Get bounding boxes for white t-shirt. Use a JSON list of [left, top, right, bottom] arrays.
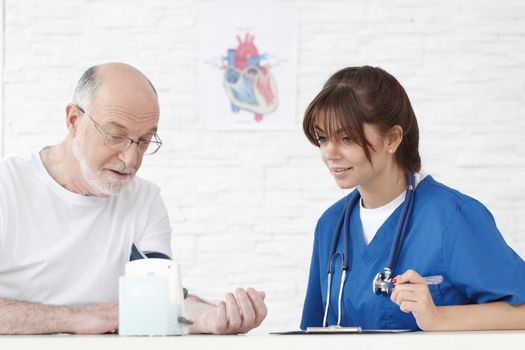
[[360, 173, 427, 245], [0, 150, 172, 306]]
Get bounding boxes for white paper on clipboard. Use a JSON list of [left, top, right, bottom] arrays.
[[270, 326, 412, 335]]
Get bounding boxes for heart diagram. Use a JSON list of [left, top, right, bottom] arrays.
[[222, 33, 278, 122]]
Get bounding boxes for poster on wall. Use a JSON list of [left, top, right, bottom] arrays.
[[198, 1, 297, 130]]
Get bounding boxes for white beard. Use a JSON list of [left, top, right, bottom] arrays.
[[72, 138, 135, 196]]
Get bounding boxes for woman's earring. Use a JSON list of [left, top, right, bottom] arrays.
[[388, 149, 393, 154]]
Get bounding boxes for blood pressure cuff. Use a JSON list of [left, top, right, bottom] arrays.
[[130, 243, 171, 260], [129, 243, 188, 299]]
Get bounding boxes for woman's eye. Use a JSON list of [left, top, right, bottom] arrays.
[[316, 136, 327, 143], [342, 136, 352, 144]]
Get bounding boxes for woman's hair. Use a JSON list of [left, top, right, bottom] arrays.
[[303, 66, 421, 173]]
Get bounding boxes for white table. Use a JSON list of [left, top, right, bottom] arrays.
[[1, 331, 524, 350]]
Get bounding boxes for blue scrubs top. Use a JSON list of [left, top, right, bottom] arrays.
[[300, 176, 525, 330]]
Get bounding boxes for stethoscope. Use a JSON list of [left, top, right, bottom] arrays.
[[322, 173, 415, 328]]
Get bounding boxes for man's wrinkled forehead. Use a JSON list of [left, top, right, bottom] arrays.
[[83, 64, 160, 134], [92, 84, 159, 122], [92, 104, 159, 135]]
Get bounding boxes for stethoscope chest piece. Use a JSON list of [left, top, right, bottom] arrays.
[[372, 271, 391, 295]]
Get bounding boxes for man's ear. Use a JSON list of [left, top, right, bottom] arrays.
[[387, 125, 404, 153], [65, 104, 81, 137]]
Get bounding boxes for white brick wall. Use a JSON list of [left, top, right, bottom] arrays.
[[1, 0, 525, 333]]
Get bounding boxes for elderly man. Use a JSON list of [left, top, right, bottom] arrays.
[[0, 63, 267, 334]]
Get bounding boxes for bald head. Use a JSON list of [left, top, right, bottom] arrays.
[[65, 63, 161, 196], [73, 63, 157, 113]]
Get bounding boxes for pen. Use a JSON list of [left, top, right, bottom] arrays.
[[423, 275, 443, 285], [392, 274, 443, 286]]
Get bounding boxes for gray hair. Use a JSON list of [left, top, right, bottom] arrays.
[[72, 65, 158, 112], [73, 66, 100, 113]]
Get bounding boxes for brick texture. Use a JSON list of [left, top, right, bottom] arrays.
[[1, 0, 524, 333]]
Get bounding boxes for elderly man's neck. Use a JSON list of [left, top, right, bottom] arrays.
[[40, 142, 99, 196]]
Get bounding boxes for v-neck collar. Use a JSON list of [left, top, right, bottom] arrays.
[[350, 200, 403, 268], [333, 175, 434, 277], [347, 174, 432, 268]]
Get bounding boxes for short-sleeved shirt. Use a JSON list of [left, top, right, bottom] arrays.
[[0, 150, 172, 306], [300, 175, 525, 330]]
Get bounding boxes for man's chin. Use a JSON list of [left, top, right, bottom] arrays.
[[90, 177, 134, 197]]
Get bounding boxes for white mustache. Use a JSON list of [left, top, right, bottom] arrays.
[[104, 163, 135, 175]]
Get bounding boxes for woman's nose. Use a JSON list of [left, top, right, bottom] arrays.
[[322, 141, 342, 159]]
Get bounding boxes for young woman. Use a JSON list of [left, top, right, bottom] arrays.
[[300, 66, 525, 331]]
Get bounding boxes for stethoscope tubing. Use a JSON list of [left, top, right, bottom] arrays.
[[386, 174, 415, 274], [326, 191, 360, 274], [323, 173, 415, 327]]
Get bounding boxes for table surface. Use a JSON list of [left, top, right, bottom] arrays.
[[1, 331, 525, 350]]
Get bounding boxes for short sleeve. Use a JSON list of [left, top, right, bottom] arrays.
[[136, 191, 172, 258], [0, 183, 6, 247], [300, 228, 324, 330], [444, 200, 525, 305]]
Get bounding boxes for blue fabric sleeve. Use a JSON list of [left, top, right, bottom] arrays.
[[444, 199, 525, 305], [300, 229, 324, 330]]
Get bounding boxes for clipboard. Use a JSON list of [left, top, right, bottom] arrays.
[[271, 326, 412, 335]]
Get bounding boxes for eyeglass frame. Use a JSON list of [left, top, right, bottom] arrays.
[[75, 104, 163, 155]]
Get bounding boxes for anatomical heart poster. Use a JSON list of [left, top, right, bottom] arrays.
[[198, 1, 297, 130]]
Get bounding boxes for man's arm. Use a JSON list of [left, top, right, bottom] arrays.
[[0, 298, 118, 335], [137, 194, 267, 334], [183, 287, 267, 334]]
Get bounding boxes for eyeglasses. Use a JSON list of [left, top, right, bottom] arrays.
[[76, 105, 162, 155]]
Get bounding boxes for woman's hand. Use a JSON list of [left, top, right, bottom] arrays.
[[390, 269, 444, 331]]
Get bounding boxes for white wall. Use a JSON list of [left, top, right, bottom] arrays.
[[2, 0, 525, 333], [0, 1, 3, 156]]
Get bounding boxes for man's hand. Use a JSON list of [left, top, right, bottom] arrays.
[[69, 302, 119, 334], [189, 287, 267, 334]]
